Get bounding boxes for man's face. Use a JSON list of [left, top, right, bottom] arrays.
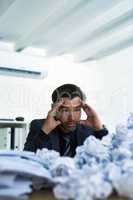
[[58, 97, 82, 132]]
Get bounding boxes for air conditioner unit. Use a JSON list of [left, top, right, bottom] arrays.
[[0, 66, 47, 79]]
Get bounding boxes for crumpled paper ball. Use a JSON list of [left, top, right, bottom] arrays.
[[54, 167, 112, 200], [50, 157, 77, 177], [127, 113, 133, 129], [113, 171, 133, 198], [36, 148, 60, 169], [54, 174, 91, 200], [75, 136, 110, 169]]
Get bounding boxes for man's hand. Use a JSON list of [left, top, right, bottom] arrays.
[[80, 101, 103, 131], [42, 99, 63, 134]]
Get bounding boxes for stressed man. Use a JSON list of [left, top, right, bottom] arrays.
[[24, 84, 108, 157]]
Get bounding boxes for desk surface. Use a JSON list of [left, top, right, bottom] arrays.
[[29, 189, 56, 200], [29, 190, 127, 200]]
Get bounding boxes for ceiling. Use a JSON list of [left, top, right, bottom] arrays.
[[0, 0, 133, 62]]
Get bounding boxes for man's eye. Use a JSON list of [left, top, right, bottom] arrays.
[[62, 108, 69, 112]]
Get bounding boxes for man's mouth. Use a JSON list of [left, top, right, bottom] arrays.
[[67, 122, 76, 127]]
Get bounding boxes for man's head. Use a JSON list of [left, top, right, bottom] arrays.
[[52, 84, 86, 103], [52, 84, 86, 132]]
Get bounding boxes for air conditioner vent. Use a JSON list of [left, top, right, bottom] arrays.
[[0, 66, 47, 79]]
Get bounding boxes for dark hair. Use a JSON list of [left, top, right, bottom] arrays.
[[52, 84, 86, 103]]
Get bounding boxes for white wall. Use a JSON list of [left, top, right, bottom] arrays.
[[0, 50, 49, 121], [96, 46, 133, 131], [0, 46, 132, 134]]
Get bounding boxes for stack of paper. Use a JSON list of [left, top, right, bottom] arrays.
[[0, 151, 53, 199]]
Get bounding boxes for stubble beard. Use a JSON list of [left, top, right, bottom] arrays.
[[60, 122, 77, 133]]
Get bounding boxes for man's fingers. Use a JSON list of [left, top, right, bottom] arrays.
[[81, 101, 91, 110], [81, 101, 94, 117], [48, 99, 64, 119], [56, 120, 61, 126], [52, 98, 64, 111], [48, 110, 59, 119]]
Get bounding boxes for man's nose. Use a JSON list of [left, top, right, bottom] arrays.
[[68, 111, 75, 120]]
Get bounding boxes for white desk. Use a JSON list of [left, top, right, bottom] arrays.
[[0, 120, 27, 149]]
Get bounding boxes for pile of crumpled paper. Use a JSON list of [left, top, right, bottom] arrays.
[[54, 113, 133, 200], [0, 113, 133, 200]]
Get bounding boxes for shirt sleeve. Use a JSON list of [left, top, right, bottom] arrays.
[[93, 125, 108, 139], [23, 119, 51, 152]]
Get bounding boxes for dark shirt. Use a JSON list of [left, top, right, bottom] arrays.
[[24, 119, 108, 157]]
